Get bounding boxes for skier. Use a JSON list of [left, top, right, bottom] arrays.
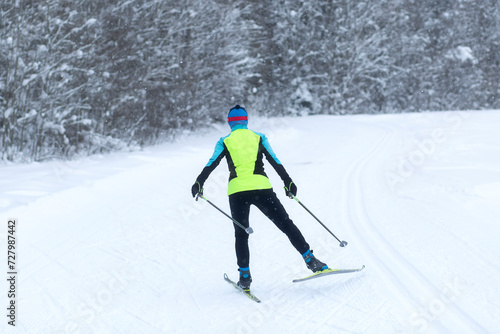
[[191, 105, 328, 290]]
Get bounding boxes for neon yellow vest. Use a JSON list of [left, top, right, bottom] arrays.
[[223, 129, 272, 195]]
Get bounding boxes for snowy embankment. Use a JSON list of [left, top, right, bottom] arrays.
[[1, 111, 499, 333]]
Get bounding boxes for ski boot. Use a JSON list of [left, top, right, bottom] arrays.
[[237, 267, 252, 290], [303, 249, 328, 272]]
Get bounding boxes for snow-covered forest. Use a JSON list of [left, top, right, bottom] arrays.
[[1, 1, 499, 161]]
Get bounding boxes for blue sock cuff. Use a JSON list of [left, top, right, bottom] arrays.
[[302, 249, 311, 258], [239, 267, 250, 271]]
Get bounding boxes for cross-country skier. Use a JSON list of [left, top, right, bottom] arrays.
[[191, 105, 328, 290]]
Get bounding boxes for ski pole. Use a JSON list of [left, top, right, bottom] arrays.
[[196, 193, 253, 234], [288, 193, 348, 247]]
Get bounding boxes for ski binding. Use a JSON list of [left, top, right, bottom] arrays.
[[224, 273, 261, 303]]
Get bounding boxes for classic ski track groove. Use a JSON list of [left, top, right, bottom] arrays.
[[342, 125, 487, 333]]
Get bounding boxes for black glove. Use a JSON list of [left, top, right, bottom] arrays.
[[191, 181, 203, 198], [284, 180, 297, 198]]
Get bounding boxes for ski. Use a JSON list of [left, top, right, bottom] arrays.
[[293, 265, 365, 283], [224, 273, 261, 303]]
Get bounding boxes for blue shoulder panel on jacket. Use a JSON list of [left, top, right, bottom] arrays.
[[254, 131, 282, 164], [206, 135, 229, 167]]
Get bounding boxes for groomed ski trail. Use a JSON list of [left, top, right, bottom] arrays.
[[2, 112, 499, 333], [340, 124, 487, 333]]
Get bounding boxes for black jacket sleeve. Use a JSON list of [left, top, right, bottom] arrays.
[[196, 138, 226, 186], [259, 134, 292, 184]]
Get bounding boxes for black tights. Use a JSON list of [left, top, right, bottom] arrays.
[[228, 189, 309, 268]]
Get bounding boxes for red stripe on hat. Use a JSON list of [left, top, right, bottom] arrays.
[[228, 116, 248, 122]]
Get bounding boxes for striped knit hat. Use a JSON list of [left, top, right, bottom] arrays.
[[228, 105, 248, 128]]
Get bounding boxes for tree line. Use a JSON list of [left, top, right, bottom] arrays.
[[1, 0, 499, 161]]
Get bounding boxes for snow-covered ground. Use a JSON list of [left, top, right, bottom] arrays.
[[1, 111, 499, 333]]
